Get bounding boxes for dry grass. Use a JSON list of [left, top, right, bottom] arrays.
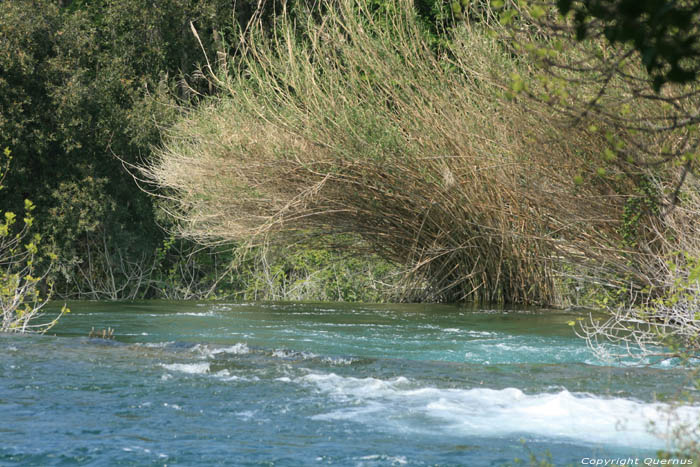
[[145, 0, 697, 305]]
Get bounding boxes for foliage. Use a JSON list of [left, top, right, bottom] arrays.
[[576, 244, 700, 363], [228, 239, 399, 302], [0, 148, 68, 333], [148, 236, 238, 300], [489, 1, 700, 361], [0, 0, 241, 299], [501, 1, 700, 182], [555, 0, 700, 90], [4, 0, 698, 311], [147, 0, 663, 305], [0, 0, 403, 302]]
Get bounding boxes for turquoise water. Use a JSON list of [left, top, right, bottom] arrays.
[[1, 301, 697, 466]]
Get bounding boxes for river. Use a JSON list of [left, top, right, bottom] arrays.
[[1, 301, 697, 465]]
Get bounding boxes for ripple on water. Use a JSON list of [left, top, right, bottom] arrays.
[[3, 301, 696, 465]]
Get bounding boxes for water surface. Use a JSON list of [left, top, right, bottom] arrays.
[[1, 301, 697, 466]]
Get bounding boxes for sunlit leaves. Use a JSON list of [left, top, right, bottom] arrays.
[[603, 148, 616, 162], [1, 147, 62, 333]]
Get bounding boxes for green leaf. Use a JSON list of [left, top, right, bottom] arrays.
[[500, 10, 517, 25], [510, 73, 525, 93], [530, 6, 545, 20]]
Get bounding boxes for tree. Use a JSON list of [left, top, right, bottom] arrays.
[[556, 0, 700, 90], [0, 0, 239, 298]]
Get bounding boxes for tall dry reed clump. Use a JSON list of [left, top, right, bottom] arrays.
[[146, 0, 688, 305]]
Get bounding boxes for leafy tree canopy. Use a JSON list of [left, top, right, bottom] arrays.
[[556, 0, 700, 90]]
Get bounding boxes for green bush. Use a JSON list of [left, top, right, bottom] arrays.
[[229, 239, 399, 302], [0, 148, 68, 332], [0, 0, 240, 299]]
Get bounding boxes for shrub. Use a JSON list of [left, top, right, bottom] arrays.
[[227, 239, 400, 302], [146, 0, 633, 305], [147, 0, 700, 311], [0, 148, 67, 333], [496, 2, 700, 361]]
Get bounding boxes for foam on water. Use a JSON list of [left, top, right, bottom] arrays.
[[460, 335, 602, 365], [270, 348, 358, 365], [6, 301, 700, 466], [322, 356, 357, 365], [300, 372, 700, 450], [138, 342, 174, 348], [192, 343, 250, 358], [179, 311, 219, 317], [272, 348, 318, 359], [212, 343, 250, 355], [161, 362, 210, 374], [357, 454, 408, 465]]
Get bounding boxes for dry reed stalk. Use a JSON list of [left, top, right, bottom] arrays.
[[145, 0, 699, 305]]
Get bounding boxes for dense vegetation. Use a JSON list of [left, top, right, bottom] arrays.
[[2, 2, 698, 459], [145, 0, 699, 357], [0, 148, 68, 332], [1, 0, 700, 366], [1, 0, 217, 299], [0, 0, 398, 302]]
